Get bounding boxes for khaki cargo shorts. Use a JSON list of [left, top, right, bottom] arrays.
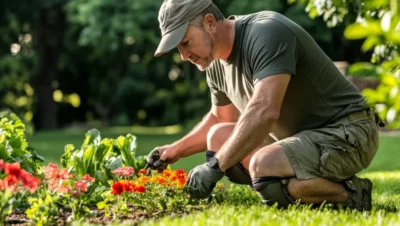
[[278, 109, 380, 182]]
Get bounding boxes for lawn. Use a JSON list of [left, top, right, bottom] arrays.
[[26, 128, 400, 225]]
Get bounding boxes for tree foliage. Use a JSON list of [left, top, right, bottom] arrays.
[[301, 0, 400, 128]]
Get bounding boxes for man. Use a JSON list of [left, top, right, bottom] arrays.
[[147, 0, 383, 210]]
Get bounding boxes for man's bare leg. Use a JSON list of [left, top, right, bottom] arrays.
[[207, 122, 257, 167], [249, 144, 348, 203], [207, 123, 348, 203]]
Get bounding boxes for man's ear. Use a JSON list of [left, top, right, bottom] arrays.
[[203, 14, 217, 32]]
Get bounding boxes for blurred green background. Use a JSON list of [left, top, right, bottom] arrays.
[[1, 0, 400, 163]]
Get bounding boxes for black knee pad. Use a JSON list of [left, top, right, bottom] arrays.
[[252, 177, 296, 208], [205, 150, 252, 185]]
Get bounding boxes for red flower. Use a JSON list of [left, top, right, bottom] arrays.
[[81, 174, 95, 183], [21, 174, 40, 192], [111, 181, 124, 195], [175, 169, 185, 176], [0, 161, 40, 193], [4, 163, 23, 178], [138, 169, 147, 175], [112, 167, 134, 177], [74, 181, 88, 192], [134, 185, 145, 193]]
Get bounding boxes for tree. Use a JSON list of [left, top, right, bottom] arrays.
[[299, 0, 400, 128]]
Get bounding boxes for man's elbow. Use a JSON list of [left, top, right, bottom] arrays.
[[252, 106, 280, 126]]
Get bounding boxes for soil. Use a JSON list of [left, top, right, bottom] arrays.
[[6, 207, 197, 225]]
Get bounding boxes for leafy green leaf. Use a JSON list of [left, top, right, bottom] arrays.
[[115, 136, 135, 167], [82, 129, 101, 149], [362, 36, 381, 52], [61, 144, 75, 168], [0, 144, 8, 160], [106, 156, 122, 170], [344, 22, 382, 40], [83, 145, 95, 175]]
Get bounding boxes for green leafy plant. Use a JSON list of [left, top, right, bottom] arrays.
[[61, 129, 147, 185], [298, 0, 400, 128], [25, 194, 59, 226], [0, 112, 44, 173]]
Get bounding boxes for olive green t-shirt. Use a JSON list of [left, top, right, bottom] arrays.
[[206, 11, 368, 139]]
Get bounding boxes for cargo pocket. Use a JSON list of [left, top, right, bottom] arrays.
[[317, 141, 355, 182], [344, 121, 379, 169]]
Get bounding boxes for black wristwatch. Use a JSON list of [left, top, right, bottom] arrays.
[[208, 157, 224, 173]]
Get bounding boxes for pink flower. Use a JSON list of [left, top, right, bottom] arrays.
[[112, 167, 134, 177], [81, 174, 95, 183]]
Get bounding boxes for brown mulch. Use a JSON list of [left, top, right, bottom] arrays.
[[6, 207, 195, 225]]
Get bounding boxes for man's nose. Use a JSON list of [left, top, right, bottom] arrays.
[[178, 46, 190, 61]]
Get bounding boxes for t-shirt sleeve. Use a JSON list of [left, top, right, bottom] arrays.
[[248, 19, 297, 83], [206, 69, 232, 106]]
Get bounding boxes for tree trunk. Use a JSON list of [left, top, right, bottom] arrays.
[[34, 4, 65, 130]]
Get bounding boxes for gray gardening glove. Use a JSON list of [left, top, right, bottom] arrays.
[[145, 147, 168, 172], [185, 161, 225, 199]]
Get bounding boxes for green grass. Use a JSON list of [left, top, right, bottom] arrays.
[[28, 129, 400, 225]]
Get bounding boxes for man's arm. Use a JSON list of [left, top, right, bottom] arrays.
[[170, 103, 239, 159], [214, 74, 291, 171]]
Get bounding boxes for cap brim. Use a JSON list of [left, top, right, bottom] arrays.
[[154, 21, 189, 57]]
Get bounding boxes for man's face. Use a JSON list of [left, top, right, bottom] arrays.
[[177, 25, 215, 71]]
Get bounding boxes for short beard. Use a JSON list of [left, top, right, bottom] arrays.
[[203, 30, 214, 68]]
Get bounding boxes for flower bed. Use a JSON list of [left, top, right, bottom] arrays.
[[0, 113, 259, 225]]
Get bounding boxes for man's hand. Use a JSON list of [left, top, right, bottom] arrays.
[[145, 145, 180, 171], [185, 162, 224, 199]]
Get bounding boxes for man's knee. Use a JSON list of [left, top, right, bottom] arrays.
[[249, 149, 276, 178], [249, 144, 295, 178], [207, 123, 234, 150]]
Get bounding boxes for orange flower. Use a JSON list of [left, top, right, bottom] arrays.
[[162, 169, 172, 178], [138, 176, 149, 185], [156, 176, 167, 185]]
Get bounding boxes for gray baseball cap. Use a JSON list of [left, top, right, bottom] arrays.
[[154, 0, 213, 57]]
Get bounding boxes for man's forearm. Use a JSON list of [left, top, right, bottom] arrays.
[[172, 111, 219, 158], [215, 105, 277, 171]]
